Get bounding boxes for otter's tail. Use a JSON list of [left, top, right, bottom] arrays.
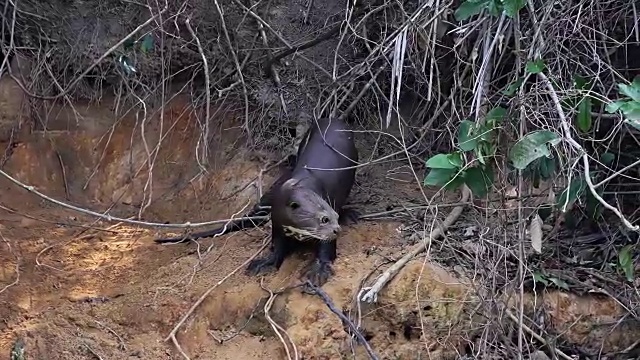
[[152, 204, 272, 244], [154, 159, 295, 244]]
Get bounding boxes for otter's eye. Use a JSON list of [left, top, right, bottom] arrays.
[[321, 216, 329, 224], [289, 201, 299, 209]]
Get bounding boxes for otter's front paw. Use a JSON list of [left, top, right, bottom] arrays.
[[246, 255, 279, 276], [303, 259, 334, 287]]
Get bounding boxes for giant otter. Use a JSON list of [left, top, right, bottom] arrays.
[[154, 117, 359, 286]]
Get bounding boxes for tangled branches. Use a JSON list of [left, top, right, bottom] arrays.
[[1, 0, 639, 358]]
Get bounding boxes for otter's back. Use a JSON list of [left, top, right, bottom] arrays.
[[294, 117, 358, 210]]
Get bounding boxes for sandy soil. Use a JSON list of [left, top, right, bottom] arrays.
[[0, 76, 638, 360]]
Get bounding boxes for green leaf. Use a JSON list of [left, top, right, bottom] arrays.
[[502, 0, 526, 18], [618, 245, 635, 282], [556, 177, 586, 211], [576, 96, 592, 132], [454, 0, 487, 21], [477, 141, 496, 162], [538, 156, 556, 179], [476, 124, 492, 143], [486, 0, 503, 16], [425, 153, 462, 169], [532, 272, 549, 286], [605, 100, 627, 114], [532, 271, 550, 291], [486, 106, 507, 123], [600, 152, 615, 165], [477, 150, 486, 166], [606, 98, 640, 123], [526, 59, 546, 74], [618, 77, 640, 102], [620, 101, 640, 122], [444, 171, 466, 191], [625, 118, 640, 130], [548, 277, 570, 290], [458, 120, 477, 151], [448, 152, 464, 168], [140, 34, 154, 53], [424, 168, 458, 187], [573, 74, 590, 90], [531, 168, 541, 188], [503, 77, 524, 96], [463, 165, 494, 197], [484, 140, 497, 156], [509, 130, 561, 170]]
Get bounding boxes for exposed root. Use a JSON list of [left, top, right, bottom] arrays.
[[359, 185, 471, 303], [305, 281, 379, 360], [0, 231, 19, 295], [260, 280, 300, 360]]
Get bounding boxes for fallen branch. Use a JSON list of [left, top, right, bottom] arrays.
[[504, 309, 573, 360], [0, 167, 268, 229], [359, 185, 471, 303]]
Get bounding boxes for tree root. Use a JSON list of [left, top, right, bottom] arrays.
[[359, 185, 471, 303]]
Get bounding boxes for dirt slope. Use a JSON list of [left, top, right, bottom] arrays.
[[0, 77, 638, 360]]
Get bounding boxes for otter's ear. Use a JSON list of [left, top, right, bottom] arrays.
[[281, 178, 300, 193], [281, 178, 300, 210]]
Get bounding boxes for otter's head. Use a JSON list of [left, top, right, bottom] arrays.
[[276, 177, 341, 242]]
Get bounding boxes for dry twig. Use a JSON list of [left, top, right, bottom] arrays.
[[164, 241, 269, 360], [260, 280, 300, 360], [305, 281, 379, 360], [360, 186, 471, 303]]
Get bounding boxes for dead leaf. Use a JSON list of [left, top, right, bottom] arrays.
[[530, 214, 543, 253]]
